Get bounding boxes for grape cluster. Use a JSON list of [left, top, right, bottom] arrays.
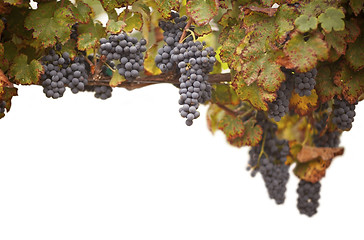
[[0, 100, 6, 114], [294, 68, 317, 97], [41, 50, 70, 99], [314, 131, 341, 148], [268, 71, 294, 122], [248, 112, 290, 204], [64, 55, 89, 94], [85, 85, 113, 100], [332, 98, 357, 130], [297, 180, 321, 217], [99, 33, 146, 80], [155, 12, 193, 72]]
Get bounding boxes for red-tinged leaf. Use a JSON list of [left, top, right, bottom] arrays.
[[246, 6, 277, 17], [315, 64, 342, 103], [274, 5, 298, 43], [349, 0, 363, 16], [284, 31, 329, 72], [294, 15, 318, 33], [289, 90, 318, 116], [317, 7, 345, 33], [66, 1, 93, 24], [345, 19, 360, 43], [0, 43, 9, 73], [118, 11, 143, 33], [186, 0, 219, 26], [240, 119, 263, 147], [345, 33, 364, 71], [324, 30, 348, 55], [99, 0, 137, 12], [77, 21, 105, 51], [0, 68, 11, 87], [194, 24, 212, 37], [219, 24, 245, 69], [211, 84, 240, 106], [206, 103, 225, 134], [294, 159, 332, 183], [24, 2, 75, 47], [9, 54, 43, 85], [233, 72, 276, 111], [334, 64, 364, 104], [154, 0, 179, 19], [218, 112, 245, 145], [297, 146, 344, 163], [106, 19, 126, 34], [260, 0, 295, 7]]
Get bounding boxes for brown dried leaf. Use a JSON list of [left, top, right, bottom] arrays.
[[297, 145, 344, 163]]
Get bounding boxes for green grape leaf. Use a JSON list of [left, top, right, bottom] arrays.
[[334, 64, 364, 104], [324, 30, 348, 55], [3, 0, 24, 5], [154, 0, 179, 19], [106, 19, 126, 34], [219, 25, 245, 69], [99, 0, 137, 12], [77, 21, 105, 51], [4, 7, 33, 40], [61, 39, 78, 59], [66, 1, 93, 24], [206, 103, 225, 134], [118, 11, 143, 33], [0, 43, 9, 72], [349, 0, 364, 16], [284, 31, 329, 72], [186, 0, 219, 26], [315, 65, 342, 103], [144, 44, 162, 75], [218, 112, 245, 143], [194, 24, 212, 37], [24, 2, 75, 47], [109, 72, 126, 87], [239, 119, 263, 147], [294, 15, 318, 33], [274, 4, 298, 43], [211, 84, 240, 106], [233, 72, 276, 111], [289, 90, 318, 116], [9, 54, 43, 85], [301, 0, 340, 17], [345, 33, 364, 71], [318, 7, 345, 33]]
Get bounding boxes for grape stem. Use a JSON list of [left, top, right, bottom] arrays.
[[179, 18, 193, 43]]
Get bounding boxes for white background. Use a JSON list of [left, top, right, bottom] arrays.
[[0, 84, 363, 240]]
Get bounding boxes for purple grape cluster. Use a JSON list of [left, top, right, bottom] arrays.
[[294, 68, 317, 97], [85, 85, 113, 100], [99, 32, 146, 80], [297, 180, 321, 217], [41, 49, 89, 99], [247, 112, 290, 204], [0, 100, 6, 114], [268, 71, 294, 122], [332, 98, 357, 130]]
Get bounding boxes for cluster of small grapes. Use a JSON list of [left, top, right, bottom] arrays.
[[297, 180, 321, 217], [41, 49, 89, 98], [99, 32, 146, 80], [293, 68, 317, 96], [0, 100, 6, 114], [85, 85, 113, 100], [268, 70, 295, 122], [247, 112, 290, 204], [155, 12, 193, 72], [332, 98, 357, 130]]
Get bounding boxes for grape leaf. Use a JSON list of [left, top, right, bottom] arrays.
[[294, 158, 332, 183], [349, 0, 364, 16], [315, 64, 342, 103], [289, 90, 318, 116], [297, 146, 345, 163], [219, 24, 245, 69], [345, 19, 360, 43], [318, 7, 345, 33], [218, 112, 245, 144], [0, 68, 11, 87], [154, 0, 179, 19], [206, 104, 225, 134], [186, 0, 219, 26], [106, 19, 126, 34], [194, 24, 212, 37], [211, 84, 240, 106], [3, 0, 24, 5], [0, 19, 4, 36], [274, 4, 298, 44], [24, 2, 75, 47], [233, 72, 276, 111], [284, 31, 329, 72], [66, 1, 93, 24], [109, 72, 126, 87], [77, 21, 105, 51], [301, 0, 340, 17], [9, 54, 43, 85], [334, 64, 364, 104], [61, 39, 78, 59], [99, 0, 137, 12], [324, 30, 348, 55], [294, 15, 318, 33], [345, 32, 364, 71], [144, 44, 161, 75], [0, 43, 9, 72], [118, 11, 143, 33], [239, 119, 263, 147]]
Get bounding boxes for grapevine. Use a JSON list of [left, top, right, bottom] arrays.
[[0, 0, 363, 217]]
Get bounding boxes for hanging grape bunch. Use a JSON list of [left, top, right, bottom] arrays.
[[0, 0, 363, 217]]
